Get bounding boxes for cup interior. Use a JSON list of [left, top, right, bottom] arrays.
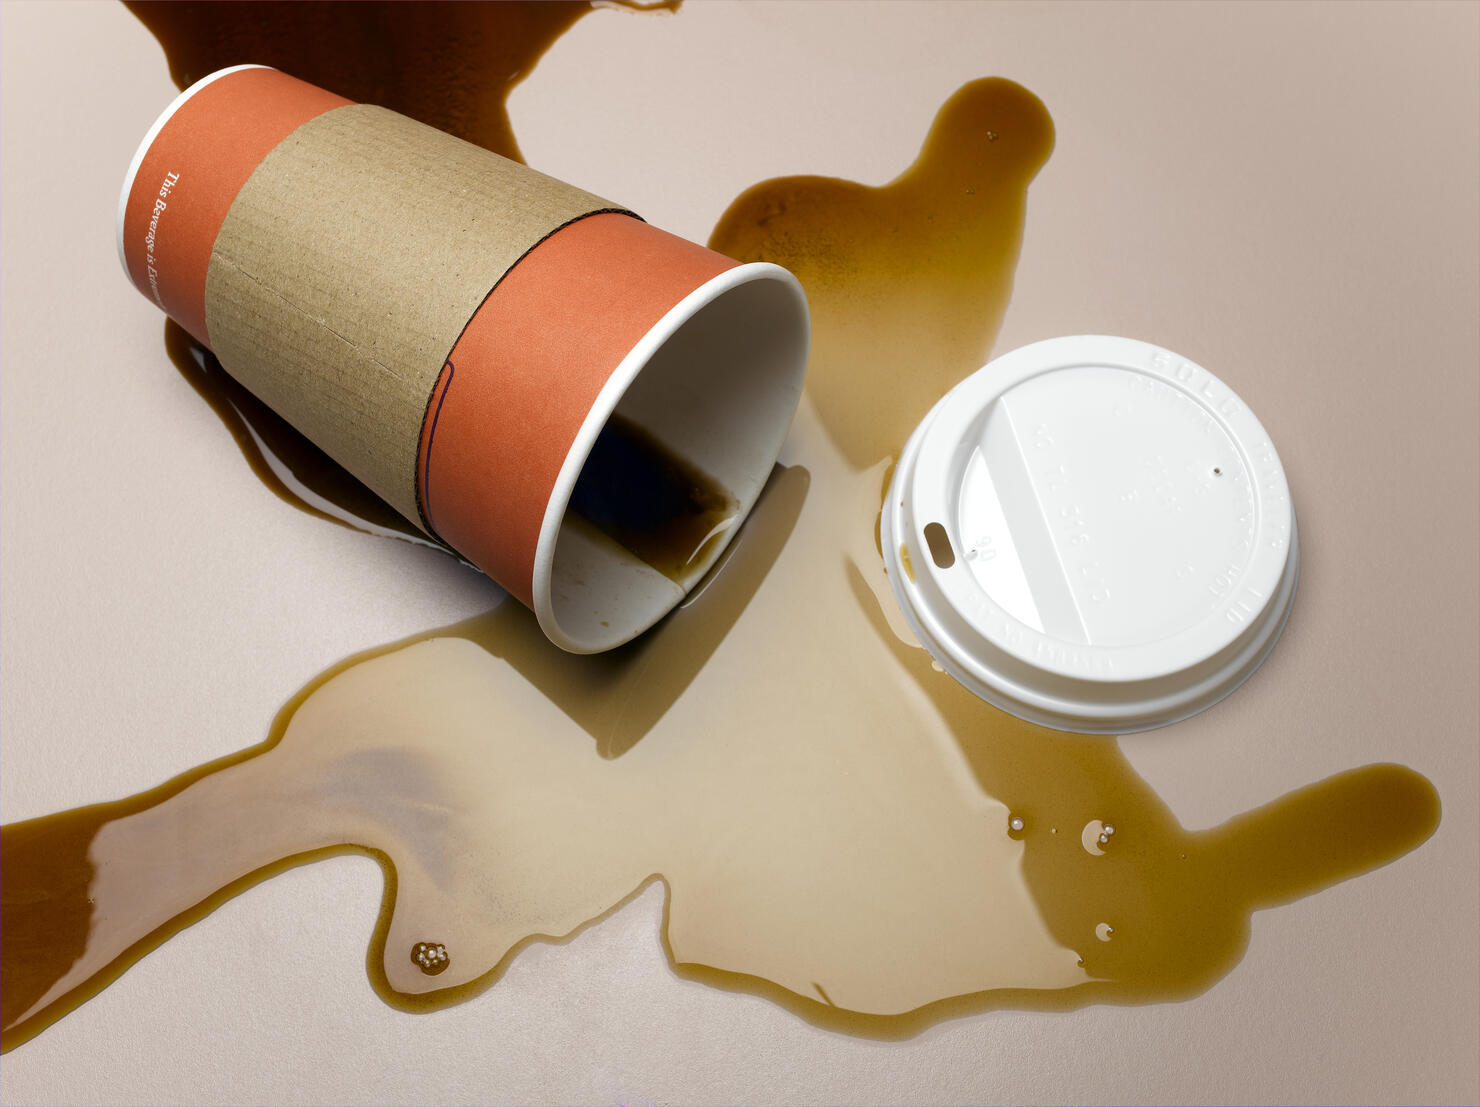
[[537, 264, 809, 653]]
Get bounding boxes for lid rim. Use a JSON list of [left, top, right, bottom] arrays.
[[885, 522, 1299, 732]]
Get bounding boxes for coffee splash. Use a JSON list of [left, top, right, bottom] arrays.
[[124, 0, 678, 164], [710, 78, 1052, 470], [0, 9, 1442, 1054], [568, 414, 742, 586]]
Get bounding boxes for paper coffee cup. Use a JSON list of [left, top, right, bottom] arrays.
[[118, 66, 809, 652]]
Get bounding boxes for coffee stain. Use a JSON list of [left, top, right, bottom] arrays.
[[710, 78, 1052, 470], [0, 475, 1442, 1047], [0, 14, 1443, 1056], [124, 0, 678, 164]]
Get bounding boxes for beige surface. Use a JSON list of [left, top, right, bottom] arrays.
[[2, 1, 1477, 1104]]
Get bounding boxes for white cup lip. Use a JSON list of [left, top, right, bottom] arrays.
[[532, 260, 808, 654], [116, 64, 273, 279]]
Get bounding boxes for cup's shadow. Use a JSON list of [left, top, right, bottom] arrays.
[[467, 464, 809, 759]]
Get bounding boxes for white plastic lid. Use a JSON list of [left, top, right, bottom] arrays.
[[882, 335, 1298, 734]]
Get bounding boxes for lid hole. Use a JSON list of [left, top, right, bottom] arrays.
[[924, 522, 956, 569], [1212, 466, 1222, 476]]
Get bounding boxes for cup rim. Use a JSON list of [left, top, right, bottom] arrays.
[[531, 260, 808, 653]]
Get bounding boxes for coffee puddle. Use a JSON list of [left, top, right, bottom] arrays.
[[710, 78, 1053, 471], [0, 8, 1442, 1055]]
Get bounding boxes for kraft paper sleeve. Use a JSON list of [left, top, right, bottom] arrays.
[[203, 102, 628, 530]]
